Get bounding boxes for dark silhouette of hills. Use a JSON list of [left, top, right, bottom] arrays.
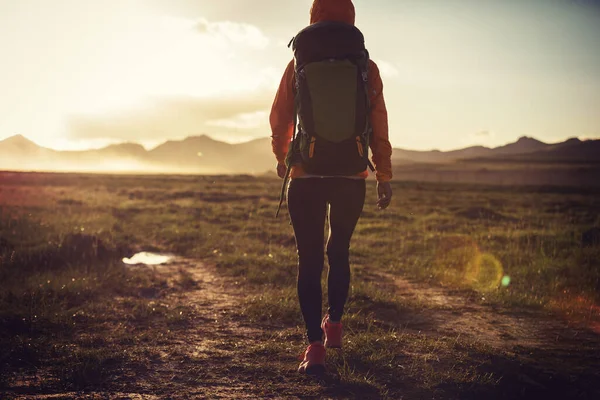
[[391, 136, 598, 164], [466, 137, 600, 164], [392, 145, 493, 164], [492, 136, 548, 155], [0, 134, 598, 180]]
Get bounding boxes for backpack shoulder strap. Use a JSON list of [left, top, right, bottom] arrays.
[[361, 55, 376, 172], [275, 77, 301, 218]]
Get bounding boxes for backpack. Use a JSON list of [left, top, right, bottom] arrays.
[[286, 21, 374, 176], [276, 21, 374, 217]]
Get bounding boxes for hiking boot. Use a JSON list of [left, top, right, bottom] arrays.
[[297, 342, 326, 375], [321, 314, 342, 349]]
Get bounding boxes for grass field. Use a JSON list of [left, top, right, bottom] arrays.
[[1, 171, 599, 399]]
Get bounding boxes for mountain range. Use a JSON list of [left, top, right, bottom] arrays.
[[0, 134, 598, 175], [392, 136, 599, 164]]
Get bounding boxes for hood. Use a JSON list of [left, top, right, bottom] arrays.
[[310, 0, 355, 25]]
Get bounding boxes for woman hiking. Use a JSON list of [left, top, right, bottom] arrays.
[[270, 0, 393, 375]]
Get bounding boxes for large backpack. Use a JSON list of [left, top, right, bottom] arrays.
[[276, 21, 374, 217], [286, 21, 374, 176]]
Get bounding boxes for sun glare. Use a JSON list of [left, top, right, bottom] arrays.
[[66, 15, 272, 118]]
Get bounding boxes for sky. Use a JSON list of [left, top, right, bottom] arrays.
[[1, 0, 599, 151]]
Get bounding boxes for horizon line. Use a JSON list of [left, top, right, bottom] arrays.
[[1, 133, 598, 154]]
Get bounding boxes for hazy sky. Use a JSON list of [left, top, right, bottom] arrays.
[[1, 0, 599, 151]]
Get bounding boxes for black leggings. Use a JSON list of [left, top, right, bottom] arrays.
[[287, 178, 366, 343]]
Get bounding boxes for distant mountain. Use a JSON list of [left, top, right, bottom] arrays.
[[97, 142, 147, 157], [0, 134, 275, 174], [149, 135, 233, 168], [491, 136, 548, 155], [391, 136, 554, 163], [146, 135, 273, 173], [0, 134, 51, 155], [468, 138, 600, 164], [0, 134, 597, 175], [454, 138, 600, 164]]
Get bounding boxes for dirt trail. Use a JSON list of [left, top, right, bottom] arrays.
[[10, 258, 268, 399], [126, 261, 599, 398], [9, 258, 600, 399], [389, 275, 600, 353], [121, 257, 265, 398]]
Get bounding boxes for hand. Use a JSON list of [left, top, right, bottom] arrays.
[[277, 163, 287, 179], [377, 181, 392, 210]]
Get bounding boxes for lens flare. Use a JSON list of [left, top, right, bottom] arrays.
[[434, 235, 504, 292], [469, 253, 504, 292], [434, 235, 480, 285], [501, 276, 511, 287]]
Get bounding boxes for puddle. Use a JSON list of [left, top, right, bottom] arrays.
[[122, 252, 175, 266]]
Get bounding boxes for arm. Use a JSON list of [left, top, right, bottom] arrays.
[[367, 60, 393, 183], [270, 60, 296, 166]]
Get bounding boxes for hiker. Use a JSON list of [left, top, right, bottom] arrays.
[[270, 0, 393, 375]]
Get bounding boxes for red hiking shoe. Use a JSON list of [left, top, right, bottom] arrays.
[[321, 315, 343, 348], [297, 342, 326, 375]]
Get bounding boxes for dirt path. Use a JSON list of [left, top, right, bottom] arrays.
[[8, 258, 271, 399], [386, 274, 600, 396], [119, 261, 599, 398], [8, 258, 600, 399], [115, 258, 267, 398], [390, 274, 600, 351]]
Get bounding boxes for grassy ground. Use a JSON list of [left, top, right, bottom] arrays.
[[1, 171, 599, 399]]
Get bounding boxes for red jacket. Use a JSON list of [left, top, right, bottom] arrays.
[[269, 0, 393, 182]]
